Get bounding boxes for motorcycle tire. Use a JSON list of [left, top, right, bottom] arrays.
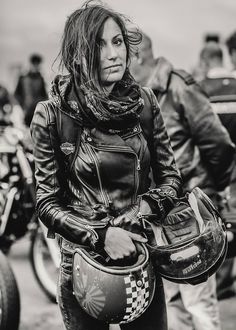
[[0, 250, 20, 330], [30, 226, 58, 303]]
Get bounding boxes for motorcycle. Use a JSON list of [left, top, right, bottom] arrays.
[[0, 125, 59, 305], [30, 221, 60, 302], [0, 249, 20, 330]]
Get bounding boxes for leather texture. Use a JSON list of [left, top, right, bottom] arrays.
[[30, 87, 182, 248], [154, 69, 235, 195]]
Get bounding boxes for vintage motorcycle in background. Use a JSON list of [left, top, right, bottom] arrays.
[[0, 248, 20, 330], [0, 125, 59, 329]]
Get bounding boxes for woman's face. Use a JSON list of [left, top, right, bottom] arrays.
[[99, 17, 127, 92]]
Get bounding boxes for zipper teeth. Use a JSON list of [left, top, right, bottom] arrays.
[[133, 134, 145, 202], [133, 160, 139, 203], [70, 215, 106, 229], [92, 144, 132, 152], [84, 143, 109, 207]]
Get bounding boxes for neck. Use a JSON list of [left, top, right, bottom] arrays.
[[103, 82, 115, 94]]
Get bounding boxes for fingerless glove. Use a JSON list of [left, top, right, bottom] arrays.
[[140, 185, 178, 224]]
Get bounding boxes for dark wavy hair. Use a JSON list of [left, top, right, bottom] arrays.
[[58, 0, 141, 93]]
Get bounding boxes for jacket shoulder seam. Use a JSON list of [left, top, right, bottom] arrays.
[[37, 100, 57, 125]]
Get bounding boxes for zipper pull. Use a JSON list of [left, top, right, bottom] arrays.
[[137, 159, 141, 170]]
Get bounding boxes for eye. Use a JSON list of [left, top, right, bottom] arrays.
[[113, 37, 123, 46]]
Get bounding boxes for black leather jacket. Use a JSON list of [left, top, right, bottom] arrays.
[[151, 64, 235, 196], [30, 87, 181, 249]]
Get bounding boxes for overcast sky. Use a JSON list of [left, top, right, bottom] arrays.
[[1, 0, 236, 91]]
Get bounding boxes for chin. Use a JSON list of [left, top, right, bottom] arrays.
[[102, 72, 125, 85]]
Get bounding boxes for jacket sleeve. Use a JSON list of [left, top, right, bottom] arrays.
[[176, 80, 235, 191], [30, 102, 109, 249], [140, 88, 182, 220]]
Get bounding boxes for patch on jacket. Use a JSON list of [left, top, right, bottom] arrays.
[[60, 142, 75, 155]]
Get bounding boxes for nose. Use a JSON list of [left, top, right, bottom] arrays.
[[106, 44, 118, 60]]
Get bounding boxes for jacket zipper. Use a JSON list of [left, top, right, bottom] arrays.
[[88, 143, 141, 203], [70, 215, 107, 231], [84, 142, 110, 207], [68, 217, 99, 240]]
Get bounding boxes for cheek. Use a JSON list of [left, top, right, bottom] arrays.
[[121, 47, 127, 61], [99, 53, 104, 68]]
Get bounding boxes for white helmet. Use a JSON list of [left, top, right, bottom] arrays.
[[72, 243, 156, 324]]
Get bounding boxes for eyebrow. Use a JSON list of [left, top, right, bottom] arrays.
[[99, 33, 123, 42]]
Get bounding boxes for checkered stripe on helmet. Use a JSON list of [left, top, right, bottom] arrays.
[[121, 270, 150, 323]]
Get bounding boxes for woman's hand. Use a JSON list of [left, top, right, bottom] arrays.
[[110, 200, 152, 233], [104, 227, 147, 260]]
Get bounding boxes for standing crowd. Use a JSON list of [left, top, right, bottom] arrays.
[[1, 1, 236, 329]]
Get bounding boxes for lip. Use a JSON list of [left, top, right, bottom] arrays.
[[103, 64, 122, 70]]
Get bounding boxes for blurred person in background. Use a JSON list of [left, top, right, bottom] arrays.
[[200, 42, 236, 145], [191, 33, 221, 82], [0, 84, 25, 128], [14, 53, 48, 126], [0, 84, 14, 126], [200, 42, 236, 300], [130, 32, 235, 330], [226, 31, 236, 76]]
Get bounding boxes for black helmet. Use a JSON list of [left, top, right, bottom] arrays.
[[145, 187, 227, 285], [72, 243, 156, 324]]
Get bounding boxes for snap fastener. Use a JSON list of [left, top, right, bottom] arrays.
[[137, 280, 143, 287]]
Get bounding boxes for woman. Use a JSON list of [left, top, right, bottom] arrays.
[[30, 1, 182, 329]]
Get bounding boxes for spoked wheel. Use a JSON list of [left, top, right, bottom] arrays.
[[30, 226, 60, 303], [0, 250, 20, 330]]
